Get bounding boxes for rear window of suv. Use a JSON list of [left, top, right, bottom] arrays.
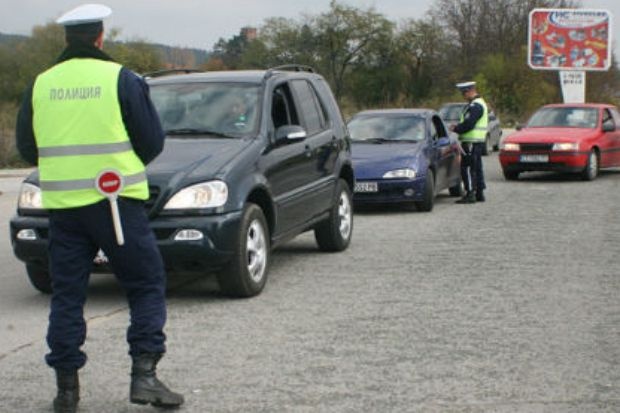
[[150, 82, 261, 138]]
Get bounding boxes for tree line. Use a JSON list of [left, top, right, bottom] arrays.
[[209, 0, 619, 120], [1, 0, 619, 166]]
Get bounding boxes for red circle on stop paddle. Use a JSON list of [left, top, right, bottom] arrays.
[[96, 171, 122, 195]]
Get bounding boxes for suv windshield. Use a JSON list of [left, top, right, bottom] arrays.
[[348, 115, 426, 142], [527, 107, 599, 128], [150, 82, 260, 138]]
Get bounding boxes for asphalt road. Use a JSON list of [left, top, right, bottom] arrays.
[[0, 152, 619, 412]]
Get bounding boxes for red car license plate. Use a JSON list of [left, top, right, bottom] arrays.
[[520, 154, 548, 163]]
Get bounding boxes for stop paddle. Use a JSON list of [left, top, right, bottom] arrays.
[[95, 170, 125, 245]]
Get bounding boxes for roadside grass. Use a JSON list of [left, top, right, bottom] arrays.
[[0, 103, 28, 168]]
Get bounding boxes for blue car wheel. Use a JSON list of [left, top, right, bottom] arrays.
[[415, 170, 434, 212]]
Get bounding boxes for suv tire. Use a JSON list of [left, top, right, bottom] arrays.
[[315, 179, 353, 252], [217, 203, 269, 297], [26, 264, 52, 294]]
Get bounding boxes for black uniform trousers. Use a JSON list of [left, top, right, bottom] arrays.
[[460, 142, 486, 195], [46, 198, 166, 370]]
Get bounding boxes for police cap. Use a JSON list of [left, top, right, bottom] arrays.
[[456, 81, 476, 92], [56, 4, 111, 27]]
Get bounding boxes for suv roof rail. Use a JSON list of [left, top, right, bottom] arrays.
[[142, 68, 204, 79], [264, 64, 315, 81]]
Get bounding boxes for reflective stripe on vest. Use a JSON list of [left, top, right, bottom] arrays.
[[459, 97, 488, 142], [40, 171, 146, 191], [38, 141, 133, 157], [32, 58, 148, 209]]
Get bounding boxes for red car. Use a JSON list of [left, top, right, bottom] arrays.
[[499, 103, 620, 180]]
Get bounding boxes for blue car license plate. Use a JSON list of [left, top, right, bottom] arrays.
[[354, 182, 378, 193]]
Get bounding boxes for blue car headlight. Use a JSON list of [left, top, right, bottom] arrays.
[[383, 168, 417, 179]]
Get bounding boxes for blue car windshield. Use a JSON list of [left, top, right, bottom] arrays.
[[527, 107, 599, 129], [348, 115, 426, 142], [150, 82, 260, 138]]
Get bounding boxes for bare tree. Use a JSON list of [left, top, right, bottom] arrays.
[[313, 1, 394, 98], [430, 0, 580, 74]]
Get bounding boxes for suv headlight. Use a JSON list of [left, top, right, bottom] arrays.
[[383, 168, 416, 179], [163, 181, 228, 209], [18, 183, 43, 209], [552, 142, 579, 151]]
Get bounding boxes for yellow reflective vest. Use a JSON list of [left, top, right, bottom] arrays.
[[459, 97, 488, 143], [32, 58, 148, 209]]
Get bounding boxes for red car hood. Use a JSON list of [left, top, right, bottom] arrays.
[[505, 127, 599, 143]]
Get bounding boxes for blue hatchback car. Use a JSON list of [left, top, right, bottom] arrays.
[[348, 109, 463, 211]]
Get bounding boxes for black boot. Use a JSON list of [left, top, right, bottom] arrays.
[[53, 369, 79, 413], [130, 353, 184, 408], [456, 191, 476, 204]]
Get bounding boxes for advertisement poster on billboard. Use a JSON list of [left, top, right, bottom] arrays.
[[528, 9, 612, 71]]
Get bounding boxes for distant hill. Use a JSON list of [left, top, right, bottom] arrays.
[[0, 32, 28, 45], [0, 32, 209, 68], [148, 43, 209, 68]]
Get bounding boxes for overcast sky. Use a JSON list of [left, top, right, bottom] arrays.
[[1, 0, 619, 60]]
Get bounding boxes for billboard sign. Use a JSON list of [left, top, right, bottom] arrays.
[[528, 9, 612, 71]]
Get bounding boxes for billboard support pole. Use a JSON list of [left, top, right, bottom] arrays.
[[559, 70, 586, 103]]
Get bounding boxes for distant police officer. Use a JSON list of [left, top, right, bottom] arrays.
[[450, 81, 488, 203], [15, 4, 183, 412]]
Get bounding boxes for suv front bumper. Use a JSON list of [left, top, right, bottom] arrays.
[[10, 210, 243, 273]]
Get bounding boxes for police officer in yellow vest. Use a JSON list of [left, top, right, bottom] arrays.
[[15, 4, 183, 412], [450, 81, 488, 203]]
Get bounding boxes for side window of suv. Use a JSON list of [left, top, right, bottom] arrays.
[[291, 79, 327, 135], [271, 83, 299, 129]]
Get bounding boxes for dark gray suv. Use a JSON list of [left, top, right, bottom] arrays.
[[10, 66, 355, 297]]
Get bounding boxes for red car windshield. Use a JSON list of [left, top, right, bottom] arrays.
[[527, 107, 599, 129]]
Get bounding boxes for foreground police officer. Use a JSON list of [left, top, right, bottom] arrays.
[[15, 4, 183, 412], [450, 81, 488, 203]]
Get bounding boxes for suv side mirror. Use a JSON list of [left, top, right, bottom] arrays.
[[275, 125, 307, 143], [516, 123, 524, 131], [602, 121, 615, 132]]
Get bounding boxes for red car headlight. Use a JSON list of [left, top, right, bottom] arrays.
[[552, 142, 579, 151], [500, 142, 520, 151]]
